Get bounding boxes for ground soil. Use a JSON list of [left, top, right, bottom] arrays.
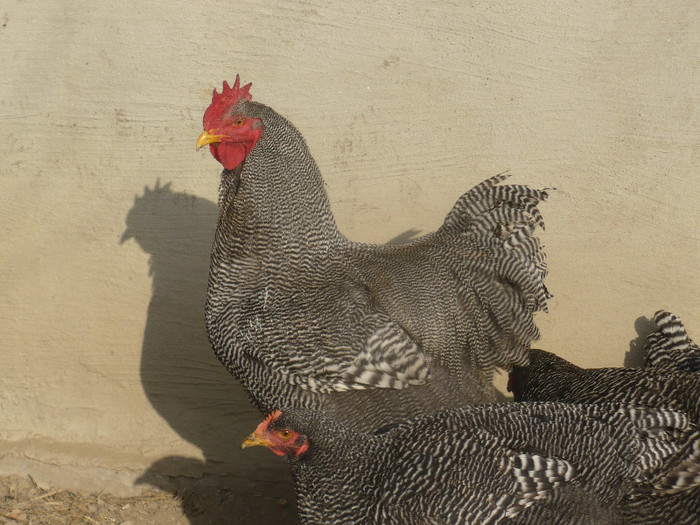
[[0, 474, 298, 525]]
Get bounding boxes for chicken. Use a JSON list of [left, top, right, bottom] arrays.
[[508, 348, 700, 423], [196, 76, 549, 431], [646, 310, 700, 373], [242, 404, 699, 525], [507, 346, 700, 522]]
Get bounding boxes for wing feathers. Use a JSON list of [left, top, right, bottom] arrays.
[[338, 319, 430, 390]]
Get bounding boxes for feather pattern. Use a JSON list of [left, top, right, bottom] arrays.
[[646, 310, 700, 373], [508, 347, 700, 522], [509, 349, 700, 425]]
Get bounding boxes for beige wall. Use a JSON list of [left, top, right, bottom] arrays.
[[2, 0, 698, 495]]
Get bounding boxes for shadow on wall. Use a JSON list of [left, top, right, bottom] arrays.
[[625, 315, 659, 367], [121, 181, 298, 524]]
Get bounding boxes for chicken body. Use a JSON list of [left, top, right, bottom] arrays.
[[201, 79, 549, 431], [508, 322, 700, 523], [508, 309, 700, 422], [509, 348, 700, 423], [244, 404, 699, 525]]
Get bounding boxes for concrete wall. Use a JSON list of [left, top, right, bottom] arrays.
[[2, 0, 698, 495]]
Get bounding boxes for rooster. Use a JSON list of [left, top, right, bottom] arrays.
[[243, 405, 700, 525], [197, 76, 549, 431]]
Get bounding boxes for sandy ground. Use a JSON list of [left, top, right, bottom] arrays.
[[0, 474, 298, 525]]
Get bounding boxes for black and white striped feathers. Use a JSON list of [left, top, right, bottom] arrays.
[[508, 343, 700, 523], [508, 349, 700, 424], [205, 96, 549, 430], [646, 310, 700, 373], [251, 403, 698, 525]]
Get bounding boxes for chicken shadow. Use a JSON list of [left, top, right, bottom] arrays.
[[122, 181, 297, 524], [624, 315, 658, 367]]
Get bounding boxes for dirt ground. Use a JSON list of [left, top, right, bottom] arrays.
[[0, 473, 298, 525]]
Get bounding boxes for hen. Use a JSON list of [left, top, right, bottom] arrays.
[[508, 348, 700, 423], [243, 404, 699, 525], [508, 322, 700, 523], [197, 76, 549, 431]]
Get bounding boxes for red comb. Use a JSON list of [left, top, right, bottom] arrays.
[[202, 74, 253, 129], [254, 410, 282, 434], [265, 410, 282, 424]]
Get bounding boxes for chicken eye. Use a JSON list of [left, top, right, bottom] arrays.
[[232, 118, 245, 127], [277, 430, 292, 439]]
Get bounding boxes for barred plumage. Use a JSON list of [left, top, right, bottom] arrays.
[[508, 348, 700, 522], [646, 310, 700, 373], [509, 349, 700, 424], [245, 403, 698, 525], [201, 81, 549, 431]]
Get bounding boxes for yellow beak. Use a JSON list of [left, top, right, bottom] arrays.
[[241, 433, 270, 450], [196, 130, 226, 150]]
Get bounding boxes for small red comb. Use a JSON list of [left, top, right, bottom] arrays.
[[203, 74, 253, 129], [265, 410, 282, 423], [254, 410, 282, 434]]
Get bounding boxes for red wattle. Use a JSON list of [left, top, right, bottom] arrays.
[[216, 143, 247, 171]]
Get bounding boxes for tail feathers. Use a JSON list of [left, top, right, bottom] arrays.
[[472, 217, 550, 315], [645, 311, 700, 373], [504, 223, 549, 281], [441, 174, 551, 369], [442, 173, 549, 233]]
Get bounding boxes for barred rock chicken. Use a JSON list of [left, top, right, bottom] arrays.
[[242, 404, 699, 525], [196, 76, 549, 431], [508, 341, 700, 522], [508, 348, 700, 423], [646, 310, 700, 373]]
